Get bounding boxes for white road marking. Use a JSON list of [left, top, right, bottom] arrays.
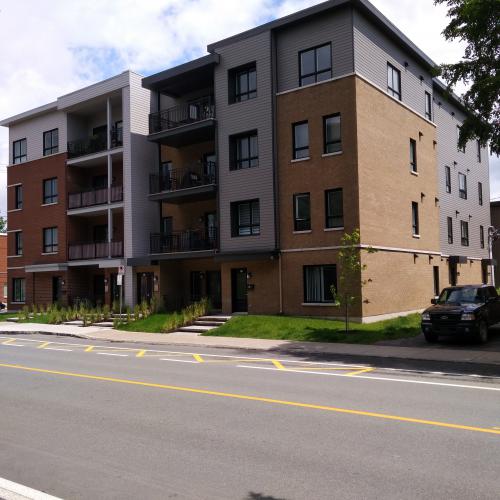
[[160, 358, 199, 364], [0, 476, 62, 500], [97, 353, 128, 357], [44, 348, 73, 352]]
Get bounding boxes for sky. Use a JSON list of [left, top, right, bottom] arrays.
[[0, 0, 498, 216]]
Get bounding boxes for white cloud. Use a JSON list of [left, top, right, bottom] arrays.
[[0, 0, 496, 218]]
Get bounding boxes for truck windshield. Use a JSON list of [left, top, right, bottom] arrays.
[[437, 288, 483, 305]]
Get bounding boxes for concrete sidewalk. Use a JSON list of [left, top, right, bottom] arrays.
[[1, 322, 500, 368]]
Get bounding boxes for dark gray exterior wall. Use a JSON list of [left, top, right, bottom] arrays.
[[213, 30, 276, 253]]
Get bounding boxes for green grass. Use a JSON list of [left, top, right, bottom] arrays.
[[0, 313, 20, 321], [115, 313, 174, 333], [203, 314, 421, 344]]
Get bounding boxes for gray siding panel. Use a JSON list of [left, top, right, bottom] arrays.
[[276, 6, 354, 93], [353, 10, 433, 121], [434, 96, 490, 258], [215, 30, 276, 253]]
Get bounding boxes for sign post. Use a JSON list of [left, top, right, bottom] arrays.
[[118, 266, 125, 318]]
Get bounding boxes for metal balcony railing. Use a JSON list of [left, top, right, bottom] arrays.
[[149, 96, 215, 134], [67, 126, 123, 159], [68, 241, 123, 260], [150, 229, 217, 254], [68, 185, 123, 209], [149, 162, 216, 195]]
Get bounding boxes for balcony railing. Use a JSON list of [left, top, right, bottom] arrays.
[[68, 185, 123, 209], [67, 126, 123, 159], [149, 162, 216, 195], [149, 96, 215, 134], [68, 241, 123, 260], [150, 229, 217, 254]]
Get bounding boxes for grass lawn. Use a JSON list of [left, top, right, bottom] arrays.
[[0, 313, 20, 321], [203, 313, 421, 344], [115, 313, 174, 333]]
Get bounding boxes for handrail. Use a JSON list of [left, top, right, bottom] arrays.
[[68, 185, 123, 209], [149, 162, 216, 194], [68, 241, 123, 260], [150, 229, 217, 254]]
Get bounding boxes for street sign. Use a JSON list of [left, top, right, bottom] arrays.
[[118, 265, 125, 275], [117, 274, 123, 286]]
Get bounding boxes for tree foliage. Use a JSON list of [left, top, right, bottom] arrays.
[[0, 216, 6, 233], [434, 0, 500, 154]]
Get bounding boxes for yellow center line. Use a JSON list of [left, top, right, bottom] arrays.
[[2, 339, 17, 345], [346, 368, 375, 377], [0, 362, 498, 436], [37, 342, 52, 349], [193, 354, 204, 363], [84, 346, 94, 352], [272, 360, 285, 370], [136, 350, 146, 358]]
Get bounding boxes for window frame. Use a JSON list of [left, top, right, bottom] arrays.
[[412, 202, 419, 236], [323, 114, 342, 154], [13, 138, 27, 164], [231, 199, 260, 237], [292, 121, 309, 160], [460, 220, 469, 247], [229, 63, 257, 103], [43, 227, 58, 254], [478, 181, 483, 206], [230, 131, 259, 170], [325, 188, 344, 229], [14, 231, 23, 256], [458, 172, 467, 200], [425, 91, 432, 120], [293, 193, 311, 232], [43, 128, 59, 156], [445, 166, 451, 193], [14, 185, 23, 210], [303, 264, 337, 304], [447, 216, 453, 244], [12, 278, 25, 303], [480, 225, 485, 249], [299, 43, 332, 87], [387, 63, 402, 100], [43, 177, 58, 205], [409, 138, 417, 172]]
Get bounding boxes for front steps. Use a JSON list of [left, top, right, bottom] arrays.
[[176, 315, 230, 334]]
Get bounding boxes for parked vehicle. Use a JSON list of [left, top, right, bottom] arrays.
[[421, 285, 500, 343]]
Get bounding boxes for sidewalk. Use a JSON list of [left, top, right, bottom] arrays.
[[2, 322, 500, 367]]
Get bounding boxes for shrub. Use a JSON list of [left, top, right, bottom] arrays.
[[140, 300, 150, 319], [103, 304, 110, 320], [134, 304, 141, 321]]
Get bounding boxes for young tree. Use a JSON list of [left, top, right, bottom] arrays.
[[0, 215, 6, 233], [331, 229, 375, 333], [434, 0, 500, 154]]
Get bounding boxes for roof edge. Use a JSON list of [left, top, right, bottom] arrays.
[[0, 101, 58, 127]]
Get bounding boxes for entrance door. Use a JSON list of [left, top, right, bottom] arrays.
[[231, 268, 248, 313], [449, 263, 458, 286], [93, 275, 105, 306], [137, 272, 154, 303], [52, 276, 62, 304], [433, 266, 440, 297], [206, 271, 222, 310]]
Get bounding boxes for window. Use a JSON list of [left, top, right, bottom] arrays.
[[457, 125, 465, 152], [14, 232, 23, 255], [303, 265, 337, 303], [12, 278, 25, 303], [43, 128, 59, 156], [14, 185, 23, 210], [460, 220, 469, 246], [409, 139, 417, 172], [325, 189, 343, 228], [293, 122, 309, 159], [412, 202, 419, 236], [458, 173, 467, 199], [230, 131, 258, 170], [43, 227, 58, 253], [476, 140, 481, 162], [293, 193, 311, 231], [425, 91, 432, 120], [445, 166, 451, 193], [387, 63, 401, 100], [478, 182, 483, 206], [323, 114, 341, 154], [13, 138, 27, 164], [447, 217, 453, 244], [231, 200, 260, 236], [43, 178, 58, 204], [299, 43, 331, 86], [480, 225, 485, 249], [229, 63, 257, 103]]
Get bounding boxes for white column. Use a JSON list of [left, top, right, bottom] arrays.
[[107, 208, 113, 258], [106, 97, 112, 150]]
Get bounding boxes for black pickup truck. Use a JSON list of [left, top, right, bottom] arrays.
[[421, 285, 500, 343]]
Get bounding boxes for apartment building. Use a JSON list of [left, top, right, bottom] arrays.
[[1, 71, 156, 309], [2, 0, 491, 321], [0, 233, 6, 304]]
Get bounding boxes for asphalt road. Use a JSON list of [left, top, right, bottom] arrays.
[[0, 334, 499, 500]]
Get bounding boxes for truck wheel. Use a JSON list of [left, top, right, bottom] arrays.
[[424, 331, 438, 343], [476, 321, 488, 344]]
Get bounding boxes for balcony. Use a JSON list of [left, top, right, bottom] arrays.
[[149, 163, 216, 203], [148, 97, 216, 147], [68, 185, 123, 210], [150, 229, 217, 255], [68, 241, 123, 261], [67, 126, 123, 159]]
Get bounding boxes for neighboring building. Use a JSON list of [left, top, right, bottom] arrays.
[[0, 234, 7, 304], [2, 0, 491, 321], [490, 201, 500, 285]]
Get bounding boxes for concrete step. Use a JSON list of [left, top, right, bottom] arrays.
[[63, 320, 84, 326], [194, 320, 226, 327], [6, 317, 19, 322], [178, 325, 218, 333], [198, 315, 231, 322], [93, 321, 114, 328]]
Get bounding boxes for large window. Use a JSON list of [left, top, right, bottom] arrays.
[[13, 138, 27, 164], [458, 173, 467, 199], [412, 202, 419, 236], [445, 166, 451, 193], [293, 193, 311, 231], [480, 225, 485, 249], [325, 188, 343, 228], [299, 43, 331, 86], [460, 220, 469, 246], [14, 185, 23, 210], [231, 200, 260, 237], [293, 121, 309, 159], [323, 114, 341, 154], [387, 63, 401, 100], [43, 177, 58, 204], [230, 131, 258, 170], [447, 217, 453, 244], [43, 227, 58, 253], [229, 63, 257, 103], [478, 182, 483, 206], [303, 265, 337, 303], [43, 128, 59, 156], [12, 278, 25, 303], [425, 91, 432, 120], [410, 139, 417, 172], [14, 232, 23, 256]]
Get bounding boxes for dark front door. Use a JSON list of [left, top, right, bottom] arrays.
[[93, 275, 105, 306], [433, 266, 440, 297], [137, 272, 154, 303], [449, 263, 458, 286], [52, 276, 62, 304], [231, 268, 248, 312], [206, 271, 222, 310]]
